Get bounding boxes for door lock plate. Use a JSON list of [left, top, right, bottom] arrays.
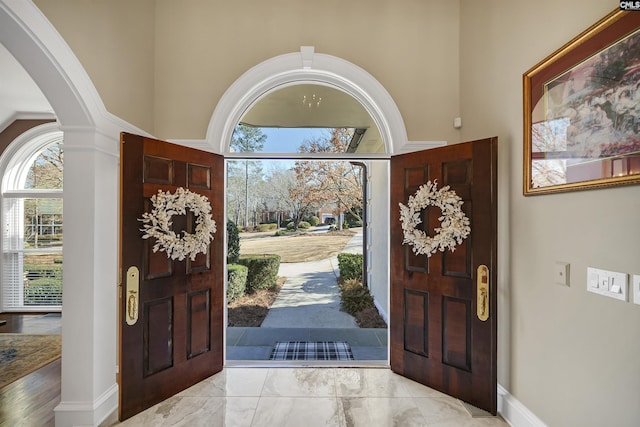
[[477, 265, 489, 321], [125, 266, 139, 325]]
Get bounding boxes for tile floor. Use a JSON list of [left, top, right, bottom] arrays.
[[116, 367, 509, 427]]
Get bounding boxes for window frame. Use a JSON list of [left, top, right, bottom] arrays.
[[0, 123, 63, 311]]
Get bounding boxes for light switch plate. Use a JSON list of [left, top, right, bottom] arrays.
[[554, 262, 570, 286], [633, 275, 640, 305], [586, 267, 628, 302]]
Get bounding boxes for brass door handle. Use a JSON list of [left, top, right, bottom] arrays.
[[125, 266, 139, 325], [477, 265, 489, 321]]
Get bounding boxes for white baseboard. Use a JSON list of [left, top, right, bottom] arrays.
[[54, 383, 118, 427], [498, 384, 547, 427]]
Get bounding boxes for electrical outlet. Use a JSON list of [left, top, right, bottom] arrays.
[[554, 262, 570, 286], [633, 275, 640, 305]]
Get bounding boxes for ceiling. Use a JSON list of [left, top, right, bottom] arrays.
[[0, 45, 383, 153], [240, 85, 384, 153], [0, 43, 53, 131]]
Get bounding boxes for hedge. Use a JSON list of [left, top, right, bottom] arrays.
[[337, 252, 362, 281], [24, 279, 62, 305], [238, 254, 281, 292], [257, 223, 277, 232], [24, 263, 62, 280], [227, 264, 248, 302], [339, 278, 374, 315]]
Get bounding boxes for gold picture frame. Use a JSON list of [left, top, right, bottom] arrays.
[[523, 9, 640, 195]]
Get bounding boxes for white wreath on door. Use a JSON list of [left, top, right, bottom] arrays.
[[140, 187, 216, 261], [399, 180, 470, 257]]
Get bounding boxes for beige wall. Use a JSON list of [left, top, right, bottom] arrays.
[[154, 0, 461, 142], [37, 0, 461, 144], [32, 0, 640, 425], [35, 0, 156, 133], [461, 1, 640, 426]]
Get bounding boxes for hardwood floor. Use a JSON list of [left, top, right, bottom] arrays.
[[0, 313, 62, 427], [0, 359, 60, 426]]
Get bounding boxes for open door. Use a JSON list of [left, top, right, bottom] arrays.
[[118, 133, 224, 420], [390, 138, 497, 414]]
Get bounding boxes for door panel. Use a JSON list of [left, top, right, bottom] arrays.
[[119, 133, 224, 420], [390, 138, 497, 414]]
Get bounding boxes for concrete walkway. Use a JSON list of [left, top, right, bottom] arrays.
[[227, 228, 388, 361], [260, 257, 358, 328], [261, 227, 363, 328]]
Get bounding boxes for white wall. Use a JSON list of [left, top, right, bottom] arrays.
[[460, 1, 640, 426], [367, 160, 390, 323]]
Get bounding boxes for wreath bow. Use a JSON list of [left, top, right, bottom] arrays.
[[399, 180, 470, 257]]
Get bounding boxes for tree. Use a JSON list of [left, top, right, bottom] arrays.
[[226, 220, 240, 264], [26, 141, 63, 189], [24, 142, 63, 248], [230, 125, 267, 227], [267, 166, 323, 231], [296, 128, 364, 228]]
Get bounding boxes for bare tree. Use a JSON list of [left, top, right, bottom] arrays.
[[230, 125, 266, 226], [267, 166, 323, 231], [296, 128, 363, 227]]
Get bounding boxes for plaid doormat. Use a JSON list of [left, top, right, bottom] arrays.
[[269, 341, 354, 361]]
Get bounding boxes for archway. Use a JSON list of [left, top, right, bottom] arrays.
[[207, 47, 413, 365], [0, 2, 126, 425]]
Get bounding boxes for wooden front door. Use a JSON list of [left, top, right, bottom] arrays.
[[390, 138, 498, 413], [118, 133, 224, 420]]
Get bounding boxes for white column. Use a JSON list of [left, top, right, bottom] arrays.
[[55, 128, 119, 426]]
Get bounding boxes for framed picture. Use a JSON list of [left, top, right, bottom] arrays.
[[523, 9, 640, 195]]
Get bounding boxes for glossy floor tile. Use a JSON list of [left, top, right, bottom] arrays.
[[115, 368, 509, 427]]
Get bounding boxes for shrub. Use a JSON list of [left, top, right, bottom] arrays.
[[274, 230, 287, 236], [339, 279, 374, 315], [257, 223, 277, 232], [238, 254, 281, 292], [337, 253, 362, 281], [227, 264, 248, 302], [286, 221, 295, 230], [349, 220, 363, 228], [24, 264, 62, 280], [227, 220, 240, 264], [355, 306, 387, 328], [24, 279, 62, 305], [308, 216, 320, 226], [298, 221, 311, 229]]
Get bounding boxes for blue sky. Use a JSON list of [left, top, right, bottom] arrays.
[[260, 127, 328, 153]]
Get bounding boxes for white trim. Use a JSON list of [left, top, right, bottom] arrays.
[[54, 383, 119, 427], [498, 384, 548, 427], [0, 122, 62, 192], [207, 46, 414, 155], [0, 111, 56, 134]]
